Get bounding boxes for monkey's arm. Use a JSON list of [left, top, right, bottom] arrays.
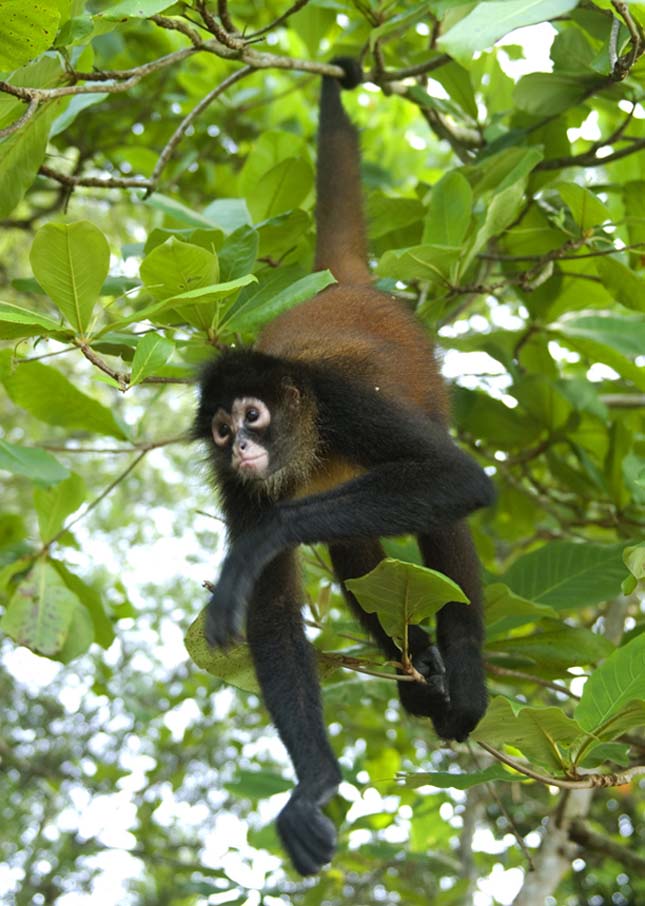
[[206, 388, 494, 648]]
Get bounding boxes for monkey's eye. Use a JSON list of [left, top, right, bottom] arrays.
[[212, 416, 232, 447], [245, 407, 260, 424]]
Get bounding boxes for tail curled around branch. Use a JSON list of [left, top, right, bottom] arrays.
[[314, 58, 371, 285]]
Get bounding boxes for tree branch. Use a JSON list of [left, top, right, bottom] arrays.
[[569, 818, 645, 872]]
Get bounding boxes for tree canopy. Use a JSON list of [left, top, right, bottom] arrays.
[[1, 2, 645, 905]]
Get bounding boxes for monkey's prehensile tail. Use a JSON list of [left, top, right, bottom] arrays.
[[314, 58, 371, 285]]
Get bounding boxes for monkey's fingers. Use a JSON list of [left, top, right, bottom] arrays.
[[277, 795, 337, 876], [204, 592, 245, 649], [413, 644, 450, 705]]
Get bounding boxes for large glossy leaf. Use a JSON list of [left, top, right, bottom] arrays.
[[30, 222, 110, 334], [422, 171, 472, 247], [0, 561, 84, 658], [0, 440, 69, 486], [0, 0, 60, 69], [438, 0, 578, 58], [220, 270, 335, 335], [595, 257, 645, 313], [484, 583, 558, 639], [0, 350, 127, 439], [575, 633, 645, 735], [0, 100, 63, 219], [0, 300, 67, 340], [554, 315, 645, 390], [129, 334, 174, 385], [501, 541, 628, 609], [33, 472, 86, 540], [346, 558, 469, 649], [140, 237, 219, 301], [247, 157, 313, 222], [472, 697, 583, 771], [488, 622, 613, 672]]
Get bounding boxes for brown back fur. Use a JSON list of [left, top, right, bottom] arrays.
[[257, 65, 449, 424]]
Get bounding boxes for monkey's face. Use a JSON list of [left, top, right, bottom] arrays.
[[211, 397, 272, 481]]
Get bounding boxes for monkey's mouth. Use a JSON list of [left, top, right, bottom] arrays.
[[235, 454, 269, 477]]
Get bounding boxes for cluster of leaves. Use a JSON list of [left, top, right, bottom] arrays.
[[1, 1, 645, 904]]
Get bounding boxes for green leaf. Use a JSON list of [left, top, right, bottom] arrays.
[[514, 71, 599, 116], [472, 697, 583, 771], [376, 244, 460, 283], [422, 171, 472, 246], [0, 561, 80, 657], [0, 0, 60, 69], [346, 558, 468, 650], [185, 613, 259, 693], [220, 270, 335, 335], [50, 559, 115, 650], [366, 194, 424, 240], [99, 0, 176, 20], [145, 194, 222, 229], [484, 583, 558, 639], [488, 623, 614, 672], [438, 0, 578, 59], [140, 236, 219, 301], [50, 93, 109, 137], [575, 634, 645, 736], [218, 225, 258, 281], [369, 2, 432, 47], [558, 184, 610, 231], [33, 472, 85, 540], [595, 257, 645, 313], [554, 315, 645, 389], [0, 300, 66, 340], [30, 222, 111, 335], [400, 763, 525, 790], [465, 182, 525, 266], [129, 334, 174, 385], [248, 157, 313, 222], [0, 440, 69, 486], [0, 98, 63, 219], [501, 541, 628, 609], [0, 350, 128, 440], [469, 147, 544, 195], [225, 770, 292, 798]]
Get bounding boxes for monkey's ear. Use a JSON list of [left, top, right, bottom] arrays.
[[283, 382, 301, 405]]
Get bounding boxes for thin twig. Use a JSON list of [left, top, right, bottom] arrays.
[[150, 65, 253, 189], [39, 165, 153, 191], [477, 741, 645, 790], [486, 664, 580, 701], [0, 97, 40, 140], [246, 0, 311, 39]]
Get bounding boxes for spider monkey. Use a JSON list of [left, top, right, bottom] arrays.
[[193, 58, 494, 876]]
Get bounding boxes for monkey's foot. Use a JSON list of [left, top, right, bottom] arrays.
[[398, 643, 450, 717], [431, 642, 487, 742], [277, 794, 337, 876]]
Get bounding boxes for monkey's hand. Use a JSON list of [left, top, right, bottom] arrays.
[[398, 644, 451, 717], [277, 788, 337, 876], [204, 527, 278, 648]]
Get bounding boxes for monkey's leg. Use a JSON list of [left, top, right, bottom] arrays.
[[329, 540, 449, 713], [417, 522, 487, 741], [245, 551, 341, 876]]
